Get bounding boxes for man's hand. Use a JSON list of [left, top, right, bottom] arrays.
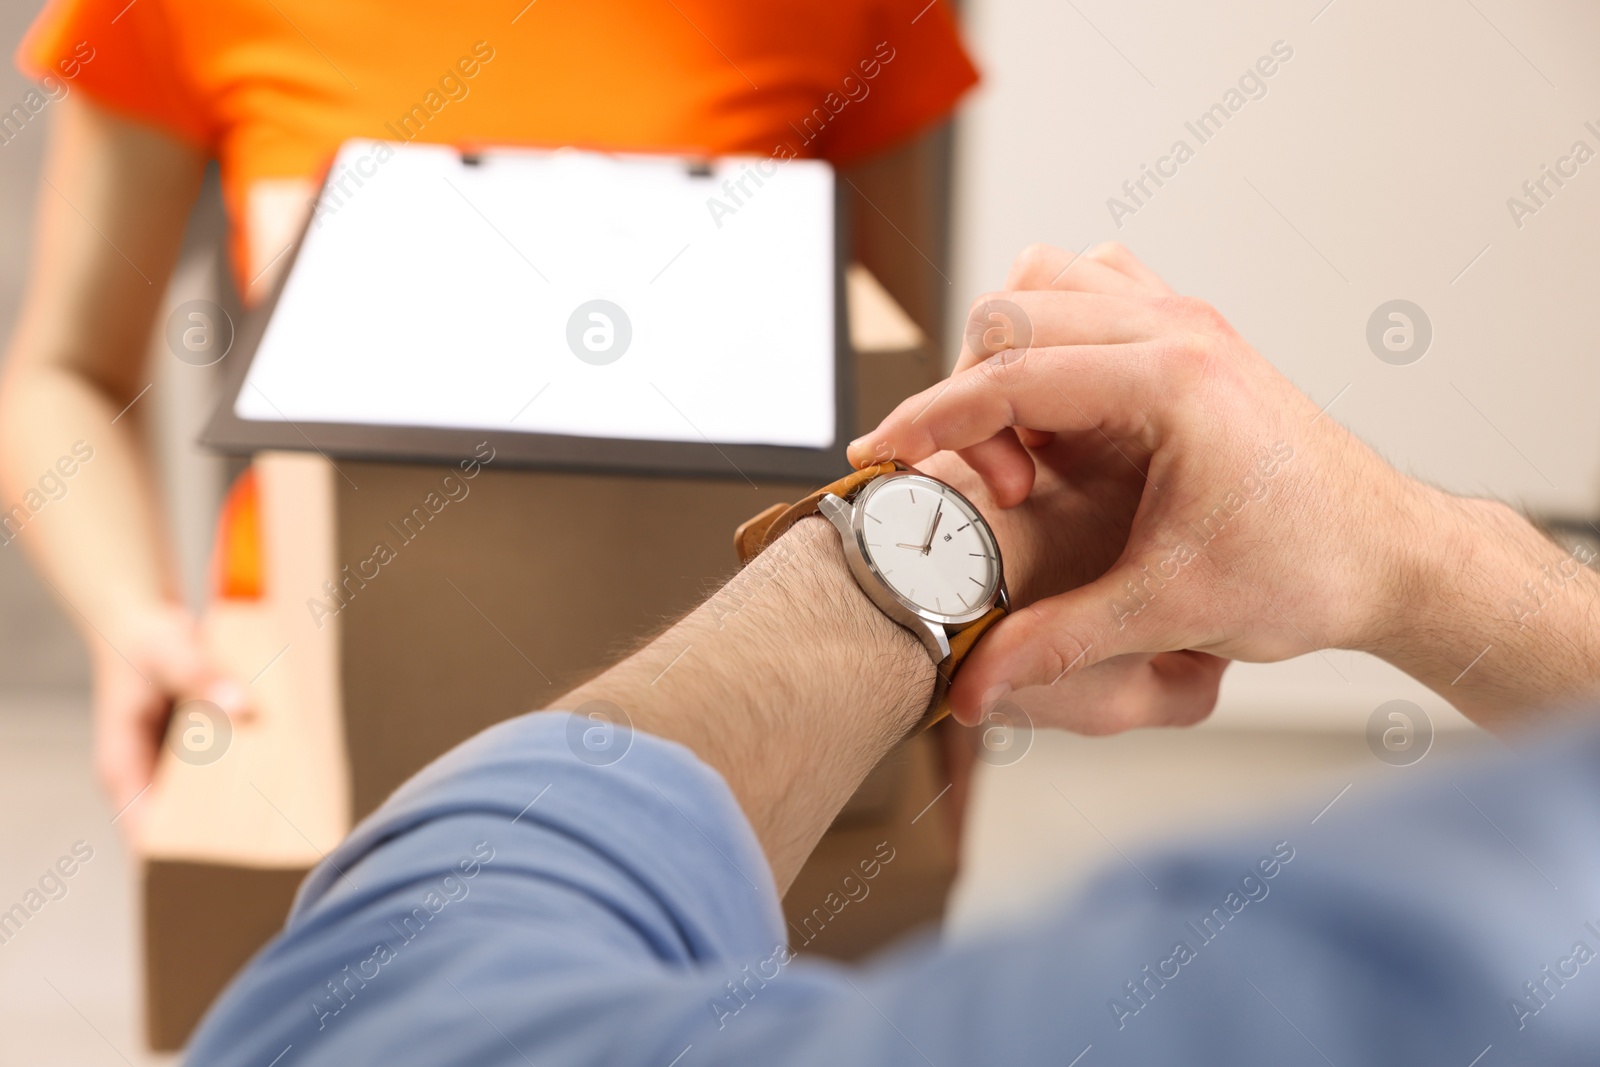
[[851, 243, 1600, 732], [914, 446, 1229, 736]]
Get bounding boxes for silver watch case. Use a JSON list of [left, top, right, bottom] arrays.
[[818, 468, 1009, 662]]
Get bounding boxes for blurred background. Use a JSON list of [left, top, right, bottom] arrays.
[[3, 0, 1595, 1061]]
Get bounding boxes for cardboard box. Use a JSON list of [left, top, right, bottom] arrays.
[[136, 267, 952, 1048]]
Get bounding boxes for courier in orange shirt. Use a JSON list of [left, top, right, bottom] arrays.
[[0, 0, 977, 818]]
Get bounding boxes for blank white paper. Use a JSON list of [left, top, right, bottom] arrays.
[[236, 141, 836, 450]]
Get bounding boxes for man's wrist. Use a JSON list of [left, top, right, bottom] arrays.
[[1359, 476, 1600, 724], [1345, 474, 1447, 658], [747, 514, 936, 740], [560, 510, 934, 889]]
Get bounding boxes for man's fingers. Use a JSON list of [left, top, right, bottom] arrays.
[[1080, 242, 1176, 295], [1026, 651, 1226, 734], [955, 430, 1035, 508], [950, 589, 1112, 714], [1118, 650, 1227, 729], [1003, 243, 1153, 296], [947, 562, 1194, 720], [849, 342, 1159, 469], [954, 290, 1167, 373], [964, 651, 1224, 734]]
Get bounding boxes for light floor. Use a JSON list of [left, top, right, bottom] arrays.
[[0, 695, 178, 1067], [0, 686, 1496, 1065]]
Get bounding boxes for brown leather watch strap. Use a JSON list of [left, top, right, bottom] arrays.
[[734, 462, 898, 565], [924, 605, 1006, 730]]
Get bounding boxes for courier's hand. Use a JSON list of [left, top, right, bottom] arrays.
[[94, 602, 249, 829], [851, 243, 1421, 730]]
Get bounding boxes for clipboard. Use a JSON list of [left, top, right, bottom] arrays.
[[203, 140, 851, 482]]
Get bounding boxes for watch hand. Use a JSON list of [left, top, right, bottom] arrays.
[[894, 542, 927, 551], [921, 504, 944, 555], [916, 501, 940, 550]]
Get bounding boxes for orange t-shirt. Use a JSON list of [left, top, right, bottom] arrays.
[[19, 0, 977, 290]]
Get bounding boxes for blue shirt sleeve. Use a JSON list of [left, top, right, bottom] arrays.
[[187, 711, 1600, 1066]]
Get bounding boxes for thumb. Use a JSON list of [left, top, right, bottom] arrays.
[[948, 562, 1188, 722], [148, 620, 212, 694], [151, 624, 252, 722]]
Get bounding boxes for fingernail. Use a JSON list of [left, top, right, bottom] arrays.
[[208, 679, 248, 717], [980, 682, 1012, 709]]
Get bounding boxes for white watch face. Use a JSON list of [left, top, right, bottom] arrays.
[[856, 474, 1000, 619]]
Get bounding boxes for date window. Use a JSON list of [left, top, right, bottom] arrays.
[[943, 532, 953, 542]]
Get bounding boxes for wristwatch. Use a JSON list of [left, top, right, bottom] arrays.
[[734, 461, 1008, 728]]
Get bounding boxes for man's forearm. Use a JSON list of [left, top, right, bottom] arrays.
[[1370, 479, 1600, 728], [557, 515, 934, 891]]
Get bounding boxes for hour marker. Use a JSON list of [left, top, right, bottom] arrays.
[[956, 523, 970, 532], [968, 552, 992, 559], [867, 513, 882, 524], [935, 597, 943, 611], [909, 489, 916, 503], [958, 591, 971, 609], [967, 576, 984, 587]]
